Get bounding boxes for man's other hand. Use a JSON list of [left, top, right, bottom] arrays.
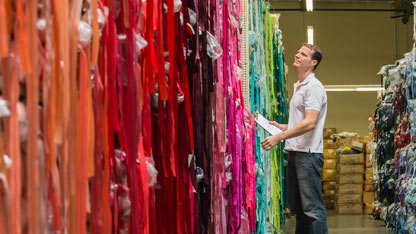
[[261, 134, 282, 151]]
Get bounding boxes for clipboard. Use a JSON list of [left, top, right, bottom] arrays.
[[254, 112, 282, 136]]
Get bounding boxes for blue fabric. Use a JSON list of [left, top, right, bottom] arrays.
[[287, 151, 328, 234]]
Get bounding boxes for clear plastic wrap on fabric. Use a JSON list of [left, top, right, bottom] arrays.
[[78, 21, 92, 47], [0, 99, 11, 117], [136, 33, 148, 52], [188, 8, 196, 26], [207, 31, 223, 60], [145, 159, 158, 187]]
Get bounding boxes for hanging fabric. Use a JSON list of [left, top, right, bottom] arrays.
[[0, 0, 291, 233]]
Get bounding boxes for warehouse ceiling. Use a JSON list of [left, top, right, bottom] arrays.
[[270, 0, 414, 23]]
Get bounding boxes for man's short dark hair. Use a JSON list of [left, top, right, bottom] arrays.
[[303, 43, 322, 71]]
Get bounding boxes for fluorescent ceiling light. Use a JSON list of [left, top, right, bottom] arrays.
[[324, 85, 383, 92], [307, 26, 313, 45], [306, 0, 313, 11], [325, 88, 355, 92], [356, 87, 384, 91]]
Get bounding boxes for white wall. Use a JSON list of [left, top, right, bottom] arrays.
[[271, 2, 413, 136]]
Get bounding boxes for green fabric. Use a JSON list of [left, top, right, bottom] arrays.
[[249, 1, 289, 233]]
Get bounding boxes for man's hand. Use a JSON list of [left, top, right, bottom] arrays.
[[269, 121, 288, 131], [261, 134, 282, 151]]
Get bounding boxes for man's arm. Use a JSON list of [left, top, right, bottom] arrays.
[[261, 109, 319, 151]]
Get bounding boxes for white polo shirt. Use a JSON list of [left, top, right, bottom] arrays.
[[284, 73, 327, 153]]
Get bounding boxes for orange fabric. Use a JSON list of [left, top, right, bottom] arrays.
[[0, 174, 11, 234], [68, 1, 83, 233], [47, 1, 64, 231], [15, 0, 31, 74], [57, 0, 73, 230], [3, 55, 22, 234], [76, 48, 90, 234], [0, 0, 9, 57], [0, 127, 5, 176], [85, 53, 95, 179], [46, 18, 57, 169], [4, 0, 10, 35], [26, 0, 40, 233], [51, 0, 63, 146], [48, 168, 62, 231]]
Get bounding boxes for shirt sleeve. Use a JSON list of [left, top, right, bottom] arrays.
[[304, 85, 326, 111]]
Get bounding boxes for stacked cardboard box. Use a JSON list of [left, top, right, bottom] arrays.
[[335, 150, 365, 214], [322, 128, 337, 209]]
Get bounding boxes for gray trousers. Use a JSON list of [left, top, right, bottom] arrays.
[[287, 151, 328, 234]]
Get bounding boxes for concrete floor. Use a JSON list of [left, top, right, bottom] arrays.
[[282, 210, 394, 234]]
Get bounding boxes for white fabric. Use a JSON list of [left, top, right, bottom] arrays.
[[284, 73, 327, 153]]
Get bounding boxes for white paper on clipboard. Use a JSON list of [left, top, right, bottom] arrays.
[[254, 113, 282, 136]]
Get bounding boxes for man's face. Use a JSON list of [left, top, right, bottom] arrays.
[[293, 46, 316, 70]]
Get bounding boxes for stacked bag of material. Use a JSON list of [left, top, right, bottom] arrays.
[[332, 132, 362, 151], [335, 148, 365, 214], [322, 128, 337, 209], [370, 11, 416, 230]]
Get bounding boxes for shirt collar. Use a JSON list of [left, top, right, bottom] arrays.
[[294, 73, 315, 90]]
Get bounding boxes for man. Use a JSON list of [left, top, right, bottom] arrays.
[[261, 44, 328, 234]]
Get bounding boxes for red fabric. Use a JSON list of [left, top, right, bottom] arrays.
[[107, 10, 122, 135], [167, 0, 177, 178], [178, 30, 194, 153], [144, 0, 157, 94], [91, 66, 104, 234], [124, 1, 141, 233], [156, 0, 168, 101], [138, 139, 149, 234]]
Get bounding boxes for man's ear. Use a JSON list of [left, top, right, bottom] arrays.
[[311, 59, 318, 67]]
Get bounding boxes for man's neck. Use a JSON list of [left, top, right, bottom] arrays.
[[297, 69, 314, 83]]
